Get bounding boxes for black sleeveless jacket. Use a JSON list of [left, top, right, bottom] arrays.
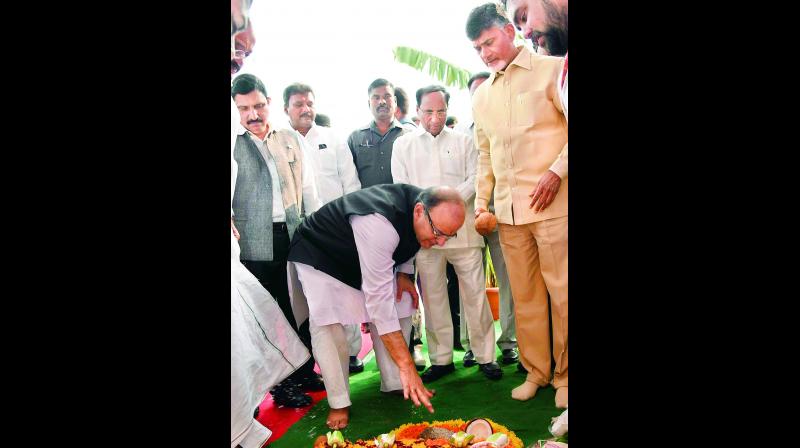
[[287, 184, 422, 290]]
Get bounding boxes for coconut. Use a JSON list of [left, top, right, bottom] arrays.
[[418, 426, 454, 440], [465, 418, 493, 440], [474, 212, 497, 236]]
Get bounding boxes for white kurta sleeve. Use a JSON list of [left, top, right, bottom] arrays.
[[350, 213, 403, 335], [455, 133, 478, 202]]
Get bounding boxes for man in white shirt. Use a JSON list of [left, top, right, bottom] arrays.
[[232, 73, 324, 409], [283, 82, 366, 373], [391, 85, 501, 384]]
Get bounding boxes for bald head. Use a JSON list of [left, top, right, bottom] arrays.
[[413, 186, 466, 249]]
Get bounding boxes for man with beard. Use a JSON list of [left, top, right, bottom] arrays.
[[466, 3, 568, 408], [231, 72, 325, 410], [282, 82, 366, 373], [503, 0, 568, 119], [346, 78, 411, 188], [230, 2, 311, 447], [391, 85, 501, 384]]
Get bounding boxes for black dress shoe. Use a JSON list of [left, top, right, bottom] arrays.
[[421, 363, 456, 383], [478, 361, 503, 380], [462, 350, 477, 367], [349, 356, 364, 373], [298, 373, 326, 391], [501, 348, 519, 364], [517, 361, 528, 373], [271, 383, 312, 408]]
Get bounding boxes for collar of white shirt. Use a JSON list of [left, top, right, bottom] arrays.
[[413, 125, 455, 140]]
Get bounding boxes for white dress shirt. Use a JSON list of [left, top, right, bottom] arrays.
[[391, 126, 484, 249], [298, 124, 361, 205], [237, 125, 320, 220], [289, 213, 416, 336]]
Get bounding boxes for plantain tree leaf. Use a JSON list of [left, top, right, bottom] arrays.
[[393, 46, 472, 89]]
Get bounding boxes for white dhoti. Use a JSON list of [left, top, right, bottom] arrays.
[[288, 260, 415, 408], [231, 237, 310, 448]]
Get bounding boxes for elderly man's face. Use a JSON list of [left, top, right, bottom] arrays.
[[368, 85, 396, 122], [417, 91, 447, 137], [506, 0, 568, 56], [231, 0, 255, 76], [412, 202, 465, 249], [231, 26, 255, 76]]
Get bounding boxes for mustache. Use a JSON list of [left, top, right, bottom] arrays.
[[247, 118, 263, 125], [230, 60, 241, 74]]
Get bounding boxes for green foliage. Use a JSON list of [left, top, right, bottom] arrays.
[[393, 46, 472, 90]]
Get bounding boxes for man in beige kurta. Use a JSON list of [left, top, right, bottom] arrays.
[[467, 2, 568, 408]]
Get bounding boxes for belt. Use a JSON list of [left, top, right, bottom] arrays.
[[273, 222, 288, 232]]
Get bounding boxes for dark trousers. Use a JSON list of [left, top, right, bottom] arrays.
[[241, 224, 316, 384], [446, 262, 463, 349]]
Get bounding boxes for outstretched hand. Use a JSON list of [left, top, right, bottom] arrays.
[[399, 366, 435, 412]]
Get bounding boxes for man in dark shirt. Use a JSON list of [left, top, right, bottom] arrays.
[[346, 78, 410, 188]]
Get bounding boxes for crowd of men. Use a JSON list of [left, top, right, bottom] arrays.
[[231, 1, 568, 446]]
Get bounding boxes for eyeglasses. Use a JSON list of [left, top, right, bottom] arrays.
[[424, 205, 457, 240], [420, 110, 447, 118], [232, 49, 251, 59]]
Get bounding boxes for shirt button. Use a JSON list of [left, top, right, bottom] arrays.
[[381, 166, 384, 170]]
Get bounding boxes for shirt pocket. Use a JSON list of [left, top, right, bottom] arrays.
[[317, 148, 339, 175], [440, 152, 464, 181], [512, 90, 548, 127], [354, 145, 376, 170]]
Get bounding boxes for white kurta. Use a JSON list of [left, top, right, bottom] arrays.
[[390, 126, 496, 365], [287, 214, 418, 407], [288, 213, 416, 336], [391, 126, 484, 249], [231, 99, 310, 448], [298, 124, 361, 205]]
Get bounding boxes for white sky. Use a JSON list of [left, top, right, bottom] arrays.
[[239, 0, 531, 135]]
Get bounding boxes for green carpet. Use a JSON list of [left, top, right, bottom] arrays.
[[267, 322, 562, 447]]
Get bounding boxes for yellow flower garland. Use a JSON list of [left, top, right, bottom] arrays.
[[343, 418, 525, 448]]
